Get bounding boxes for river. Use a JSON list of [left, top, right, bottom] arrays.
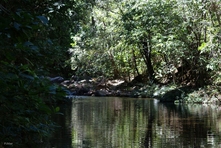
[[49, 97, 221, 148]]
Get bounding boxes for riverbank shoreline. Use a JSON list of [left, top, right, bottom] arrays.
[[54, 76, 221, 104]]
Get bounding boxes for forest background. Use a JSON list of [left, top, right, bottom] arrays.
[[0, 0, 220, 147]]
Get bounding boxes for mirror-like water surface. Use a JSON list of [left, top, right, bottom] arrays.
[[51, 97, 221, 148]]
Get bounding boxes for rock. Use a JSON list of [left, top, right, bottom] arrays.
[[61, 80, 74, 87], [94, 90, 108, 96], [71, 75, 79, 81], [159, 86, 192, 102], [76, 87, 90, 95], [49, 76, 64, 83]]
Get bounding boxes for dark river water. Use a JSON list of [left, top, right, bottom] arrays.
[[49, 97, 221, 148]]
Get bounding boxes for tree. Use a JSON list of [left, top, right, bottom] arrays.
[[121, 0, 181, 83], [69, 0, 221, 87], [0, 0, 79, 146], [173, 0, 221, 86]]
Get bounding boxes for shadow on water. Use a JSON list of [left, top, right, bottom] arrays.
[[49, 104, 73, 148], [48, 97, 221, 148]]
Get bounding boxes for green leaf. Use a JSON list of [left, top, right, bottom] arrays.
[[19, 73, 34, 80], [198, 42, 206, 51], [49, 85, 57, 94], [14, 22, 21, 30], [24, 41, 34, 46], [36, 16, 48, 25], [55, 107, 60, 112]]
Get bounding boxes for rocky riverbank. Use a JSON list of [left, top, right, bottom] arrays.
[[60, 77, 142, 97], [50, 76, 221, 104]]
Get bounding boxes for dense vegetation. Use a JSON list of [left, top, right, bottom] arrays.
[[0, 0, 220, 147], [0, 0, 81, 147], [73, 0, 221, 86]]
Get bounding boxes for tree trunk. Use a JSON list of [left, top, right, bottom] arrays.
[[141, 37, 155, 82], [132, 48, 140, 76]]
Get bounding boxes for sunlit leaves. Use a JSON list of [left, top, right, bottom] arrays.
[[70, 0, 220, 84]]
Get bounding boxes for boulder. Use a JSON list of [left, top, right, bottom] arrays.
[[49, 76, 64, 83], [94, 90, 108, 96]]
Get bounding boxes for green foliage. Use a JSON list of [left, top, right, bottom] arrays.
[[0, 72, 62, 145], [0, 0, 74, 146], [71, 0, 221, 86]]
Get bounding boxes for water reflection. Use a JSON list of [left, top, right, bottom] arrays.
[[52, 97, 221, 148]]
